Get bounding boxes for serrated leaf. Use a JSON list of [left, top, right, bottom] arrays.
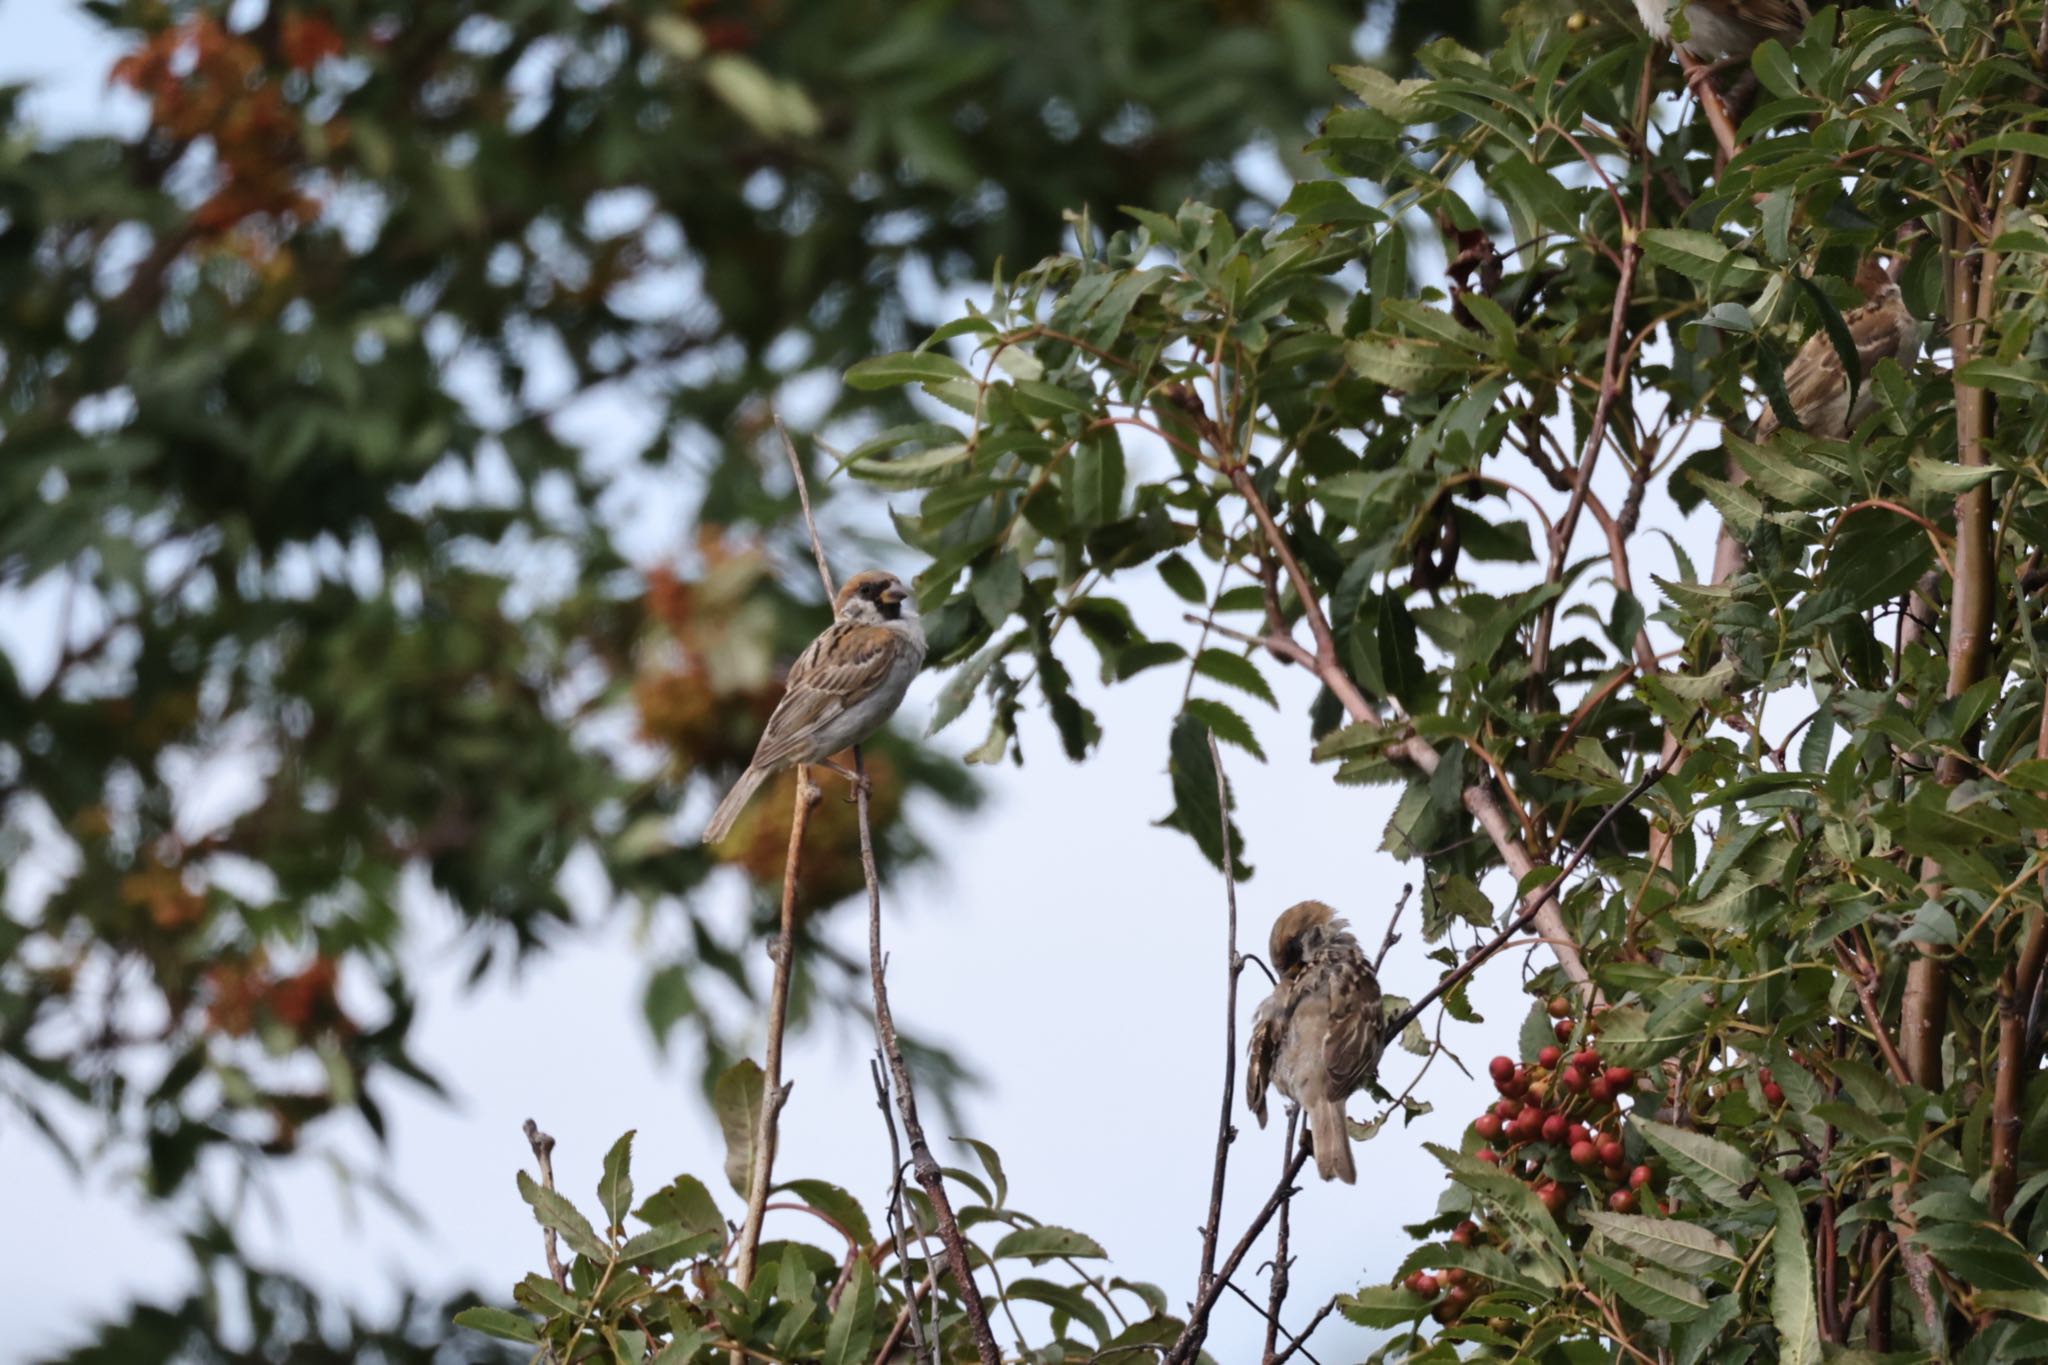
[[454, 1307, 540, 1343], [599, 1130, 635, 1232], [845, 351, 970, 389], [1193, 648, 1277, 707], [517, 1170, 611, 1263], [952, 1137, 1008, 1208], [1636, 1119, 1754, 1206], [1764, 1172, 1821, 1365], [1184, 698, 1265, 761], [991, 1225, 1107, 1261], [1583, 1211, 1740, 1276], [620, 1223, 720, 1271], [1639, 229, 1770, 289], [714, 1059, 765, 1197], [822, 1257, 877, 1365], [1584, 1251, 1708, 1320], [1337, 1285, 1429, 1328]]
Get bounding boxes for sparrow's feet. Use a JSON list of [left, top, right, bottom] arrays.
[[820, 760, 871, 801]]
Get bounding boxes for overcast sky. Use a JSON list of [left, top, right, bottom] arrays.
[[0, 5, 1727, 1361]]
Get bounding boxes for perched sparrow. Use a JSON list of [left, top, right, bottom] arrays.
[[700, 569, 925, 844], [1634, 0, 1808, 61], [1755, 259, 1920, 441], [1246, 901, 1385, 1184]]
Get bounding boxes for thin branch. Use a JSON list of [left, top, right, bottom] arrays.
[[734, 769, 823, 1290], [1193, 730, 1245, 1308], [1387, 754, 1671, 1039], [522, 1118, 568, 1291], [858, 753, 1002, 1365], [1260, 1107, 1302, 1365], [870, 1058, 934, 1365], [1374, 884, 1413, 975], [1161, 1140, 1314, 1365], [1269, 1297, 1338, 1365], [777, 416, 835, 602]]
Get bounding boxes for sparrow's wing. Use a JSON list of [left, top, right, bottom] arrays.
[[1761, 292, 1914, 439], [1246, 992, 1285, 1128], [749, 622, 914, 770], [1721, 0, 1807, 36], [1320, 952, 1385, 1099]]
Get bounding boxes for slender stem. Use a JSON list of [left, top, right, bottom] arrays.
[[1161, 1142, 1314, 1365], [1260, 1107, 1301, 1365], [857, 750, 1002, 1365], [869, 1059, 933, 1365], [734, 768, 822, 1290], [777, 416, 836, 601], [1193, 731, 1245, 1313], [522, 1118, 568, 1291], [1268, 1297, 1337, 1365]]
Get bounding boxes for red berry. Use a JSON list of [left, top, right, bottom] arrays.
[[1474, 1113, 1502, 1140], [1548, 996, 1572, 1018], [1451, 1221, 1479, 1247], [1604, 1163, 1626, 1184], [1598, 1139, 1624, 1166], [1504, 1074, 1530, 1099], [1537, 1183, 1568, 1214], [1537, 1045, 1562, 1069], [1476, 1148, 1499, 1165], [1542, 1113, 1569, 1143], [1495, 1099, 1520, 1120], [1555, 1018, 1575, 1042], [1590, 1077, 1613, 1103], [1567, 1123, 1590, 1145], [1630, 1164, 1653, 1189], [1445, 1283, 1474, 1309], [1431, 1301, 1457, 1324], [1489, 1056, 1515, 1083], [1570, 1140, 1597, 1166], [1559, 1065, 1587, 1093], [1764, 1082, 1786, 1106], [1444, 1267, 1468, 1286], [1758, 1066, 1774, 1084], [1573, 1049, 1602, 1071], [1608, 1189, 1637, 1213], [1408, 1271, 1440, 1297]]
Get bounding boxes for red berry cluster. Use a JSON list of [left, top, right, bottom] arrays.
[[1404, 1222, 1490, 1324], [1468, 999, 1655, 1216]]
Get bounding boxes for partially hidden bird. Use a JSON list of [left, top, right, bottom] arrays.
[[1754, 258, 1920, 442], [700, 569, 926, 845], [1633, 0, 1809, 62], [1246, 901, 1385, 1184]]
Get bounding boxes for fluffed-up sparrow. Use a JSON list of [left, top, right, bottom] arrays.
[[1634, 0, 1809, 61], [1754, 258, 1920, 441], [1246, 900, 1385, 1184], [700, 569, 925, 845]]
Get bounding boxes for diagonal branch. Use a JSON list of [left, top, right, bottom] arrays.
[[1193, 730, 1246, 1304]]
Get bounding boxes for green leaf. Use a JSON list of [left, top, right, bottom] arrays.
[[599, 1130, 635, 1232], [715, 1059, 766, 1197], [635, 1175, 726, 1245], [1584, 1251, 1708, 1321], [453, 1307, 539, 1343], [1184, 698, 1266, 761], [1004, 1278, 1113, 1345], [991, 1225, 1107, 1261], [1763, 1172, 1822, 1365], [1193, 649, 1277, 708], [1636, 1119, 1755, 1206], [952, 1137, 1008, 1208], [928, 632, 1013, 737], [1158, 553, 1208, 604], [1583, 1211, 1740, 1276], [845, 351, 970, 389], [822, 1257, 877, 1365], [780, 1178, 875, 1246], [620, 1224, 720, 1271], [1638, 229, 1770, 289], [517, 1170, 611, 1263], [1337, 1285, 1428, 1328], [1909, 455, 2000, 494]]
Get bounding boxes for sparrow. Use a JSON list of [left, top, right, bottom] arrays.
[[1246, 901, 1384, 1184], [1634, 0, 1808, 61], [1755, 258, 1920, 441], [700, 569, 926, 845]]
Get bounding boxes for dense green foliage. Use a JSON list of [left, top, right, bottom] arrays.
[[830, 0, 2048, 1359]]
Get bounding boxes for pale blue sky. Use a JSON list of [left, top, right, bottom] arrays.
[[0, 5, 1726, 1361]]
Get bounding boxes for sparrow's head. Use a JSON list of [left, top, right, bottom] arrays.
[[1854, 256, 1897, 302], [835, 570, 912, 624], [1268, 900, 1343, 976]]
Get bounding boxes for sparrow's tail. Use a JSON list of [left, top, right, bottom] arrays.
[[1306, 1099, 1356, 1184], [702, 766, 770, 845]]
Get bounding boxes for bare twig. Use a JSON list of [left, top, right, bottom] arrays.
[[778, 416, 836, 601], [1193, 730, 1245, 1310], [1374, 884, 1413, 975], [1269, 1297, 1338, 1365], [1260, 1107, 1302, 1365], [870, 1058, 933, 1364], [857, 759, 1002, 1364], [1162, 1140, 1314, 1365], [734, 768, 823, 1290], [523, 1118, 568, 1291]]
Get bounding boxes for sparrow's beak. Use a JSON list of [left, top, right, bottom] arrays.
[[879, 582, 909, 605]]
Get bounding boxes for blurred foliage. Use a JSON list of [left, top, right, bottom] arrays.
[[0, 0, 1404, 1353], [849, 0, 2048, 1356]]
